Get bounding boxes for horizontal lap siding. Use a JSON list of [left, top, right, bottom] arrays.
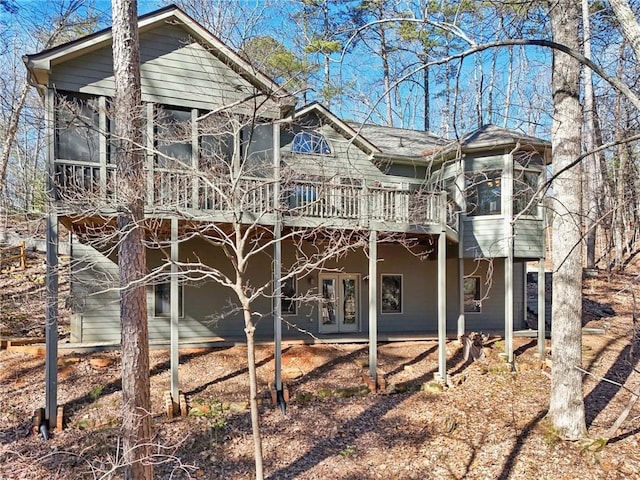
[[50, 24, 280, 117], [462, 217, 507, 257], [464, 258, 507, 331], [513, 218, 544, 258], [71, 242, 121, 343]]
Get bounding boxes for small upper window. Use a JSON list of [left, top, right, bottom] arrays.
[[292, 131, 331, 155]]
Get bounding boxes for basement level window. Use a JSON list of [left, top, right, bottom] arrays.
[[154, 283, 184, 318], [292, 131, 331, 155]]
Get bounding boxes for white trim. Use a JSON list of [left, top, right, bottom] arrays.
[[380, 273, 403, 315], [463, 275, 482, 314], [153, 282, 184, 318], [281, 275, 298, 316]]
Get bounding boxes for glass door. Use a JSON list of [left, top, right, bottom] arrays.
[[319, 274, 359, 333]]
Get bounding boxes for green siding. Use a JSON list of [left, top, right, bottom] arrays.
[[513, 218, 545, 258], [50, 24, 281, 117], [462, 217, 508, 257]]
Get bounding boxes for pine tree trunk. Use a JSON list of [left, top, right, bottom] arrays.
[[548, 0, 587, 440], [112, 0, 153, 478]]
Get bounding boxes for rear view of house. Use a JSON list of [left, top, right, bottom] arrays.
[[24, 6, 550, 388]]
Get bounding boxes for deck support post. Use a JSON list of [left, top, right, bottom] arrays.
[[457, 253, 465, 340], [272, 122, 284, 407], [504, 152, 514, 366], [368, 229, 378, 382], [45, 211, 59, 431], [537, 258, 546, 357], [505, 250, 514, 365], [170, 217, 180, 407], [437, 230, 447, 382]]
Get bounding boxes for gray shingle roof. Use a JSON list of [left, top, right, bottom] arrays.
[[346, 122, 446, 158]]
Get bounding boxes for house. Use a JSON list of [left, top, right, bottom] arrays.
[[24, 5, 549, 423]]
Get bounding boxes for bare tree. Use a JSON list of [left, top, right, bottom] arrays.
[[0, 0, 102, 207], [111, 0, 152, 478]]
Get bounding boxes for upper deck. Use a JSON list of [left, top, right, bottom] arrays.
[[53, 159, 459, 239]]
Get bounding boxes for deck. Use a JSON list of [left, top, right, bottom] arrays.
[[53, 160, 459, 238]]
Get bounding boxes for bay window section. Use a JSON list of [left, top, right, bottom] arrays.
[[465, 170, 502, 216], [513, 170, 540, 216]]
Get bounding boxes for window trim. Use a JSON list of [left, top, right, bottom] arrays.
[[463, 276, 482, 314], [465, 170, 503, 217], [513, 168, 541, 218], [292, 130, 332, 155], [380, 274, 403, 314], [281, 275, 297, 316], [55, 92, 101, 163], [153, 282, 184, 318]]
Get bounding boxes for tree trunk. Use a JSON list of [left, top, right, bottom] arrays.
[[548, 0, 586, 440], [243, 305, 264, 480], [610, 0, 640, 61], [0, 82, 30, 195], [582, 0, 599, 269], [111, 0, 153, 478]]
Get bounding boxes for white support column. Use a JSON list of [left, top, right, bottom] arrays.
[[457, 248, 465, 340], [273, 123, 283, 393], [44, 87, 58, 430], [170, 217, 180, 404], [368, 229, 378, 381], [456, 167, 465, 340], [145, 102, 155, 207], [45, 211, 59, 430], [437, 231, 447, 382], [191, 109, 199, 208], [505, 248, 514, 365], [98, 96, 107, 199], [504, 152, 514, 365], [537, 258, 546, 357]]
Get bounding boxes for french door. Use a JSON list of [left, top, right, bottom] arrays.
[[319, 274, 360, 333]]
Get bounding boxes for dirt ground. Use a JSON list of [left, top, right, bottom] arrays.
[[1, 247, 640, 479]]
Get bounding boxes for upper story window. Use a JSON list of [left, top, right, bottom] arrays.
[[514, 169, 540, 216], [56, 93, 100, 163], [198, 112, 234, 170], [292, 131, 331, 155], [466, 170, 502, 216], [156, 106, 192, 168]]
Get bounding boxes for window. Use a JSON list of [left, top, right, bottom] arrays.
[[199, 112, 234, 169], [463, 277, 481, 313], [56, 93, 100, 163], [156, 106, 192, 167], [514, 170, 540, 216], [292, 131, 331, 155], [281, 276, 297, 315], [381, 274, 402, 314], [154, 283, 184, 317], [466, 170, 502, 216]]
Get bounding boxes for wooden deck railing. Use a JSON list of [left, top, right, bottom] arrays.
[[53, 161, 455, 230]]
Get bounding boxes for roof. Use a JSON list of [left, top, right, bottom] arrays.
[[285, 102, 382, 155], [347, 122, 446, 159], [23, 5, 296, 106], [430, 124, 551, 162]]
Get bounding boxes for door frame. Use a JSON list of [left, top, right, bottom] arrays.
[[318, 273, 361, 333]]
